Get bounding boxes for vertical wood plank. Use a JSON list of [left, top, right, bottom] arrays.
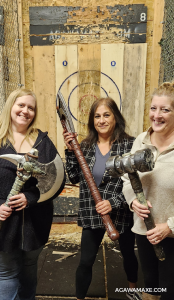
[[32, 46, 57, 146], [101, 43, 124, 110], [150, 0, 164, 95], [0, 45, 5, 111], [78, 44, 101, 142], [17, 0, 25, 86], [122, 43, 147, 137], [55, 45, 78, 158], [143, 0, 165, 129]]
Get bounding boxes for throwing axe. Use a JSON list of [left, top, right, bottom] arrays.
[[0, 148, 65, 228]]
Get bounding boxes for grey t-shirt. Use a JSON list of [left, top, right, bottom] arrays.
[[92, 144, 110, 187]]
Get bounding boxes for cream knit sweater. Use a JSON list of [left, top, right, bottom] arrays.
[[122, 128, 174, 237]]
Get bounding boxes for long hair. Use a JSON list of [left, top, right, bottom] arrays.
[[83, 97, 130, 146], [151, 81, 174, 107], [0, 88, 38, 147]]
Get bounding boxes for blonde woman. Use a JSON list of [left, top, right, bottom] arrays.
[[123, 82, 174, 300], [0, 88, 64, 300]]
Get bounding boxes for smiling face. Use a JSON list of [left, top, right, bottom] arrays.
[[149, 95, 174, 136], [94, 104, 116, 139], [11, 95, 36, 132]]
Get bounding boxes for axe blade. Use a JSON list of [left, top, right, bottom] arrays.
[[0, 153, 65, 203], [34, 154, 65, 203]]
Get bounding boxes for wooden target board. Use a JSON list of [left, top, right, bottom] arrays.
[[55, 43, 147, 157]]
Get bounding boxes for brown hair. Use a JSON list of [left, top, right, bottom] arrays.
[[83, 97, 130, 146], [151, 81, 174, 107]]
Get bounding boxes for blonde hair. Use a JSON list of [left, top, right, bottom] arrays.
[[151, 81, 174, 107], [0, 88, 38, 147]]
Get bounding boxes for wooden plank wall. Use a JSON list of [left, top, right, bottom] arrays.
[[101, 43, 124, 108], [21, 0, 164, 147], [32, 46, 57, 143], [78, 44, 101, 143], [55, 45, 78, 157], [122, 44, 147, 137], [0, 46, 5, 109], [54, 43, 146, 156]]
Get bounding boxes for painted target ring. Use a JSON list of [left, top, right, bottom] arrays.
[[58, 70, 122, 122]]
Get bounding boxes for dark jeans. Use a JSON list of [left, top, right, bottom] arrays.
[[136, 234, 174, 300], [76, 227, 138, 299], [0, 247, 43, 300]]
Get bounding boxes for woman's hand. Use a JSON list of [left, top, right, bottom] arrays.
[[146, 223, 172, 244], [8, 193, 28, 211], [0, 203, 13, 221], [63, 129, 77, 151], [96, 200, 112, 215], [132, 199, 152, 220]]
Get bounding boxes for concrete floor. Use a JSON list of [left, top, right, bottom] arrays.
[[36, 224, 144, 300]]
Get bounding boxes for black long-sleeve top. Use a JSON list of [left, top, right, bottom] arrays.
[[0, 130, 65, 253]]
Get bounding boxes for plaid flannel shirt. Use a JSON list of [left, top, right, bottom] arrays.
[[65, 137, 135, 234]]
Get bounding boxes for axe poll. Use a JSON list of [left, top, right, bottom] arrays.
[[0, 148, 65, 229], [56, 90, 119, 241], [106, 148, 165, 261]]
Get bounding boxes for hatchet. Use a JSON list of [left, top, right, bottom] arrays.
[[0, 148, 65, 228]]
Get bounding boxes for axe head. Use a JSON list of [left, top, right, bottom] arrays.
[[106, 148, 155, 177], [32, 154, 65, 203], [0, 152, 65, 203]]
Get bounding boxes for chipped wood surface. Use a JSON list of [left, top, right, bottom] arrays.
[[55, 45, 78, 157], [29, 5, 147, 45], [122, 43, 147, 137], [49, 223, 114, 246], [78, 44, 101, 142], [32, 46, 57, 145], [0, 46, 5, 107], [144, 0, 164, 130], [17, 0, 25, 87], [101, 43, 124, 109], [22, 0, 156, 136], [20, 0, 164, 213]]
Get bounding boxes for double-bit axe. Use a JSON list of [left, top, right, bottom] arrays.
[[0, 148, 65, 229], [106, 148, 165, 261]]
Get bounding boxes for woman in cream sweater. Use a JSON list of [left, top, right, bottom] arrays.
[[123, 81, 174, 300]]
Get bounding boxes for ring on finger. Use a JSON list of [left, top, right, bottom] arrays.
[[20, 203, 23, 206]]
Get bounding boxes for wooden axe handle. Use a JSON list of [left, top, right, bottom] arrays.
[[128, 172, 165, 261]]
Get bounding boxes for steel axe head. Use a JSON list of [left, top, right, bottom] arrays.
[[0, 151, 65, 203]]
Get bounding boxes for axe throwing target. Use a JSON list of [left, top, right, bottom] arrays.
[[58, 70, 122, 124]]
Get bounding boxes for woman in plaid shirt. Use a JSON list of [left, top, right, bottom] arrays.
[[64, 97, 141, 300]]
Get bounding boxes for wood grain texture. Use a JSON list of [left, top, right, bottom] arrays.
[[101, 43, 124, 110], [29, 5, 147, 45], [55, 45, 78, 158], [122, 43, 147, 137], [143, 0, 164, 130], [0, 45, 5, 109], [78, 44, 101, 142], [17, 0, 25, 87], [23, 0, 155, 131], [32, 46, 57, 146]]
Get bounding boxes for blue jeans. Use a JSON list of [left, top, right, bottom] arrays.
[[0, 247, 43, 300]]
